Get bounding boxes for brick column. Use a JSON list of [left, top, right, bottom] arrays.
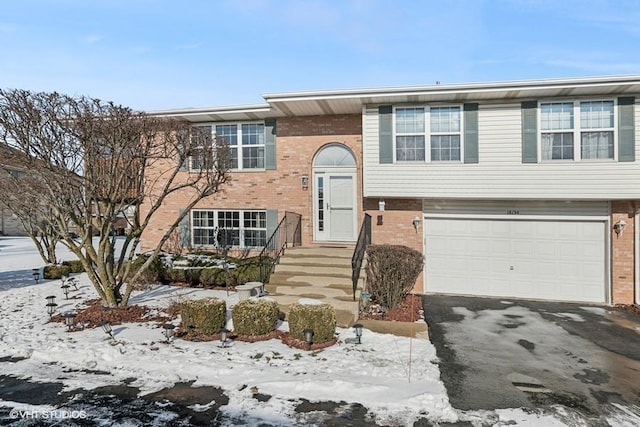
[[611, 201, 636, 305]]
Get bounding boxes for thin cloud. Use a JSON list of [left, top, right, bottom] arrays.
[[83, 34, 103, 44]]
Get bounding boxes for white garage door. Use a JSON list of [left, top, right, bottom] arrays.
[[425, 218, 606, 303]]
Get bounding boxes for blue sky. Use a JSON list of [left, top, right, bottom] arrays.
[[1, 0, 639, 111]]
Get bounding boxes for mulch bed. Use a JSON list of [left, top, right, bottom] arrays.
[[615, 304, 640, 317], [358, 294, 424, 322], [50, 298, 174, 329], [52, 299, 338, 350]]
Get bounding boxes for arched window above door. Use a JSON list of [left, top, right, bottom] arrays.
[[313, 144, 356, 167]]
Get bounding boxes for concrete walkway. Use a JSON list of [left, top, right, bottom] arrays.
[[265, 246, 361, 327]]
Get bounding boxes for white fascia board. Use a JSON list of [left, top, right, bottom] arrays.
[[262, 75, 640, 102]]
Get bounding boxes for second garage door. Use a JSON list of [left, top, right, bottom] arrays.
[[425, 218, 607, 303]]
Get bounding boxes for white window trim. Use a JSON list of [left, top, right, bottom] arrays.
[[537, 99, 617, 162], [191, 209, 267, 248], [189, 121, 266, 172], [392, 105, 464, 163]]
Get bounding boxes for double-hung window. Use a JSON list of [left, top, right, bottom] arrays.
[[395, 106, 462, 162], [190, 123, 265, 171], [430, 107, 461, 161], [540, 100, 614, 161], [396, 107, 425, 161], [580, 101, 614, 160], [215, 123, 265, 170], [189, 125, 213, 170], [191, 209, 266, 248]]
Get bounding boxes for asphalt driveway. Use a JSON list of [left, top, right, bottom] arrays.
[[422, 295, 640, 423]]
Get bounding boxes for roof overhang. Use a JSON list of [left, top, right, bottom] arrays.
[[149, 75, 640, 122]]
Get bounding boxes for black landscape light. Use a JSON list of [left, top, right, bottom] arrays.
[[32, 269, 40, 284], [99, 321, 113, 339], [162, 324, 175, 342], [61, 282, 70, 300], [68, 277, 79, 291], [46, 302, 58, 318], [303, 328, 314, 349], [64, 312, 76, 332], [219, 328, 229, 347], [45, 295, 56, 305], [352, 323, 363, 344]]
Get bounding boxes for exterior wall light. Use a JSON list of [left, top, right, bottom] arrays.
[[301, 174, 309, 190], [614, 219, 627, 236], [412, 216, 421, 232]]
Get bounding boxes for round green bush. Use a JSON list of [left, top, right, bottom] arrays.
[[180, 298, 226, 335], [288, 303, 336, 344], [232, 299, 279, 336]]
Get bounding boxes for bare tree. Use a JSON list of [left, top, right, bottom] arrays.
[[0, 150, 61, 263], [0, 89, 230, 307]]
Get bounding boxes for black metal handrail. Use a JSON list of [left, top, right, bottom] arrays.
[[258, 211, 302, 283], [351, 213, 371, 300]]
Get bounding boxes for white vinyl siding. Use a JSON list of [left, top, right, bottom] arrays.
[[363, 100, 640, 200]]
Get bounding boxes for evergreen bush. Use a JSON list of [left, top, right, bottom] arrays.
[[288, 303, 336, 344], [365, 244, 424, 309], [232, 299, 279, 336], [180, 298, 226, 335]]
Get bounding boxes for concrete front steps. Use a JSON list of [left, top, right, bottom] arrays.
[[266, 246, 363, 327]]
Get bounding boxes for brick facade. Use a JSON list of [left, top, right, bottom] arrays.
[[363, 197, 424, 293], [140, 114, 362, 252], [611, 201, 637, 305]]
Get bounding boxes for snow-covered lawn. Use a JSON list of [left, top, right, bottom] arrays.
[[0, 237, 581, 425]]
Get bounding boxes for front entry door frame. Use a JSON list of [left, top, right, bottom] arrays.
[[313, 168, 357, 242]]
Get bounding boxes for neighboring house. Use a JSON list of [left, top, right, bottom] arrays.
[[142, 75, 640, 306]]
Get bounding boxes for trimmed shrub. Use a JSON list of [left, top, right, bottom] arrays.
[[365, 244, 424, 309], [127, 254, 166, 285], [43, 265, 71, 280], [62, 260, 84, 273], [288, 303, 336, 344], [180, 298, 226, 335], [232, 299, 280, 336], [199, 268, 226, 287]]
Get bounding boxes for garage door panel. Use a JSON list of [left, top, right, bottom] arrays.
[[425, 218, 605, 303]]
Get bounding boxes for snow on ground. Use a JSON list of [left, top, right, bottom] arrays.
[[0, 236, 617, 426]]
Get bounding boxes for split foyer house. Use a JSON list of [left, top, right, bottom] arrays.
[[141, 75, 640, 306]]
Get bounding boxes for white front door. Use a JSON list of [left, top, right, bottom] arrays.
[[314, 172, 356, 242]]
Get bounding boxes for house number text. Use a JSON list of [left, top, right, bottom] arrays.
[[506, 210, 520, 215]]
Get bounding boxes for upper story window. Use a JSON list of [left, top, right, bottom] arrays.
[[540, 100, 614, 161], [395, 106, 462, 162], [190, 123, 265, 171]]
